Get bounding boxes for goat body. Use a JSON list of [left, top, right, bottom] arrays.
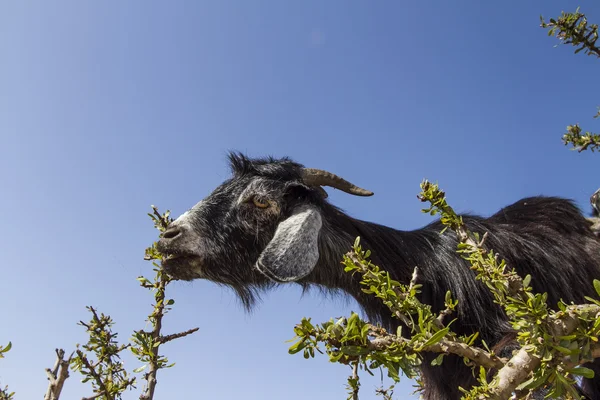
[[157, 153, 600, 399], [322, 196, 600, 398]]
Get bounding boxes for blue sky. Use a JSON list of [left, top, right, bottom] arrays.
[[1, 1, 598, 399]]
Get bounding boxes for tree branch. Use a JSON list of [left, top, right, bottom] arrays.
[[158, 328, 199, 345], [368, 329, 506, 370], [77, 350, 113, 400], [82, 391, 107, 400], [139, 276, 169, 400], [44, 349, 72, 400]]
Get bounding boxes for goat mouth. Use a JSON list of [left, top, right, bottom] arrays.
[[160, 252, 204, 281]]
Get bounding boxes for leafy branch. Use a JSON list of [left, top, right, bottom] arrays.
[[71, 307, 136, 400], [0, 343, 15, 400], [134, 206, 199, 400], [562, 123, 600, 153], [419, 181, 600, 399], [541, 8, 599, 57], [288, 236, 499, 399], [541, 8, 599, 153], [290, 181, 600, 399], [68, 206, 198, 400]]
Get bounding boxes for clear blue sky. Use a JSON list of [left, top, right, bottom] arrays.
[[1, 1, 598, 399]]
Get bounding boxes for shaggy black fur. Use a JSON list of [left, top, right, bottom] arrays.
[[157, 153, 600, 399]]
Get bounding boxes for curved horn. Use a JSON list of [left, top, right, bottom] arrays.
[[302, 168, 374, 197]]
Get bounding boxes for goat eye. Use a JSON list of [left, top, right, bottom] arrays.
[[252, 198, 270, 209]]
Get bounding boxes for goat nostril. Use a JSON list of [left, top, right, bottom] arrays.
[[162, 227, 181, 240]]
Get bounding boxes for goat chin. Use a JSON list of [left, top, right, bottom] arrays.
[[161, 255, 204, 281]]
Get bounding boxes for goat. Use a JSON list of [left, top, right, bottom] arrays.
[[157, 153, 600, 399]]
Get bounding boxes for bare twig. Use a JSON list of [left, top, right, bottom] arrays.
[[158, 327, 200, 345], [82, 391, 107, 400], [44, 349, 73, 400], [351, 362, 359, 400]]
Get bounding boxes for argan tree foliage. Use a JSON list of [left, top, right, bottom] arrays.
[[541, 8, 600, 152], [0, 343, 14, 400], [1, 208, 197, 400]]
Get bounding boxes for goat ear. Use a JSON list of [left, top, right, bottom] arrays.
[[255, 205, 322, 282]]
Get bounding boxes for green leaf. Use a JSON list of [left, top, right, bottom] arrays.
[[431, 354, 445, 366], [288, 340, 307, 355], [422, 328, 449, 348], [133, 365, 147, 373], [341, 346, 370, 356], [552, 344, 572, 355], [478, 366, 486, 383], [516, 371, 549, 391], [361, 323, 370, 339], [569, 366, 595, 379], [593, 279, 600, 297]]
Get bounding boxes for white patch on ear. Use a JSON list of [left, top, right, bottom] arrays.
[[255, 205, 322, 282]]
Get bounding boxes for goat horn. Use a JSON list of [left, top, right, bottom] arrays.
[[301, 168, 374, 197]]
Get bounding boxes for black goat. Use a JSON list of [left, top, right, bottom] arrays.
[[157, 153, 600, 399]]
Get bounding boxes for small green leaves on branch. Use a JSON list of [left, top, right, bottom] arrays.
[[418, 180, 600, 399], [541, 9, 599, 153], [71, 307, 136, 400], [541, 8, 600, 57], [418, 180, 529, 309], [147, 205, 173, 233], [0, 343, 15, 400], [0, 386, 14, 400], [69, 206, 198, 400], [0, 342, 11, 359], [562, 124, 600, 153], [288, 237, 504, 399]]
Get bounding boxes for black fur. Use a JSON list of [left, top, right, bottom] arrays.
[[157, 153, 600, 399]]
